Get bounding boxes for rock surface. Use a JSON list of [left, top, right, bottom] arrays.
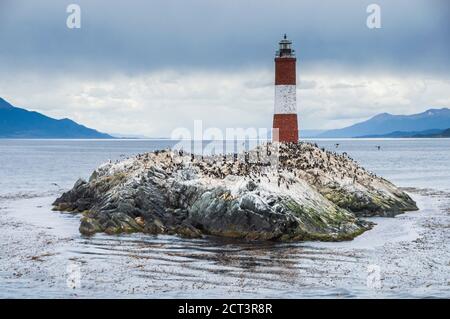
[[53, 142, 418, 241]]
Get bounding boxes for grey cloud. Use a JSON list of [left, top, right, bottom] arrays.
[[0, 0, 449, 76], [1, 0, 449, 135], [330, 83, 367, 89], [298, 80, 317, 90]]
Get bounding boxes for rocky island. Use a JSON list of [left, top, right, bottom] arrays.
[[53, 142, 418, 241]]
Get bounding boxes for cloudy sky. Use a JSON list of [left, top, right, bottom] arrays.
[[0, 0, 449, 136]]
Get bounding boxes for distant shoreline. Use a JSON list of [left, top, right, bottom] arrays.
[[0, 137, 449, 141]]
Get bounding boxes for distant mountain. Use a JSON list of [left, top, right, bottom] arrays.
[[413, 128, 450, 138], [319, 108, 450, 138], [0, 98, 113, 139], [357, 128, 444, 138]]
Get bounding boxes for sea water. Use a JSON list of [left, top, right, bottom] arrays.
[[0, 138, 449, 298]]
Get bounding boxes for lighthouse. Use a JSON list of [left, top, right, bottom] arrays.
[[273, 34, 298, 143]]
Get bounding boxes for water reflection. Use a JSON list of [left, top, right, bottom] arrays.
[[65, 232, 365, 295]]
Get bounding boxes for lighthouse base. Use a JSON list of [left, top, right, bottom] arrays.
[[273, 113, 298, 143]]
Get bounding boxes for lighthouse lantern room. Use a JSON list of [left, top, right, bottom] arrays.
[[273, 34, 299, 143]]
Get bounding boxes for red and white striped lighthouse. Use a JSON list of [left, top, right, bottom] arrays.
[[273, 34, 298, 143]]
